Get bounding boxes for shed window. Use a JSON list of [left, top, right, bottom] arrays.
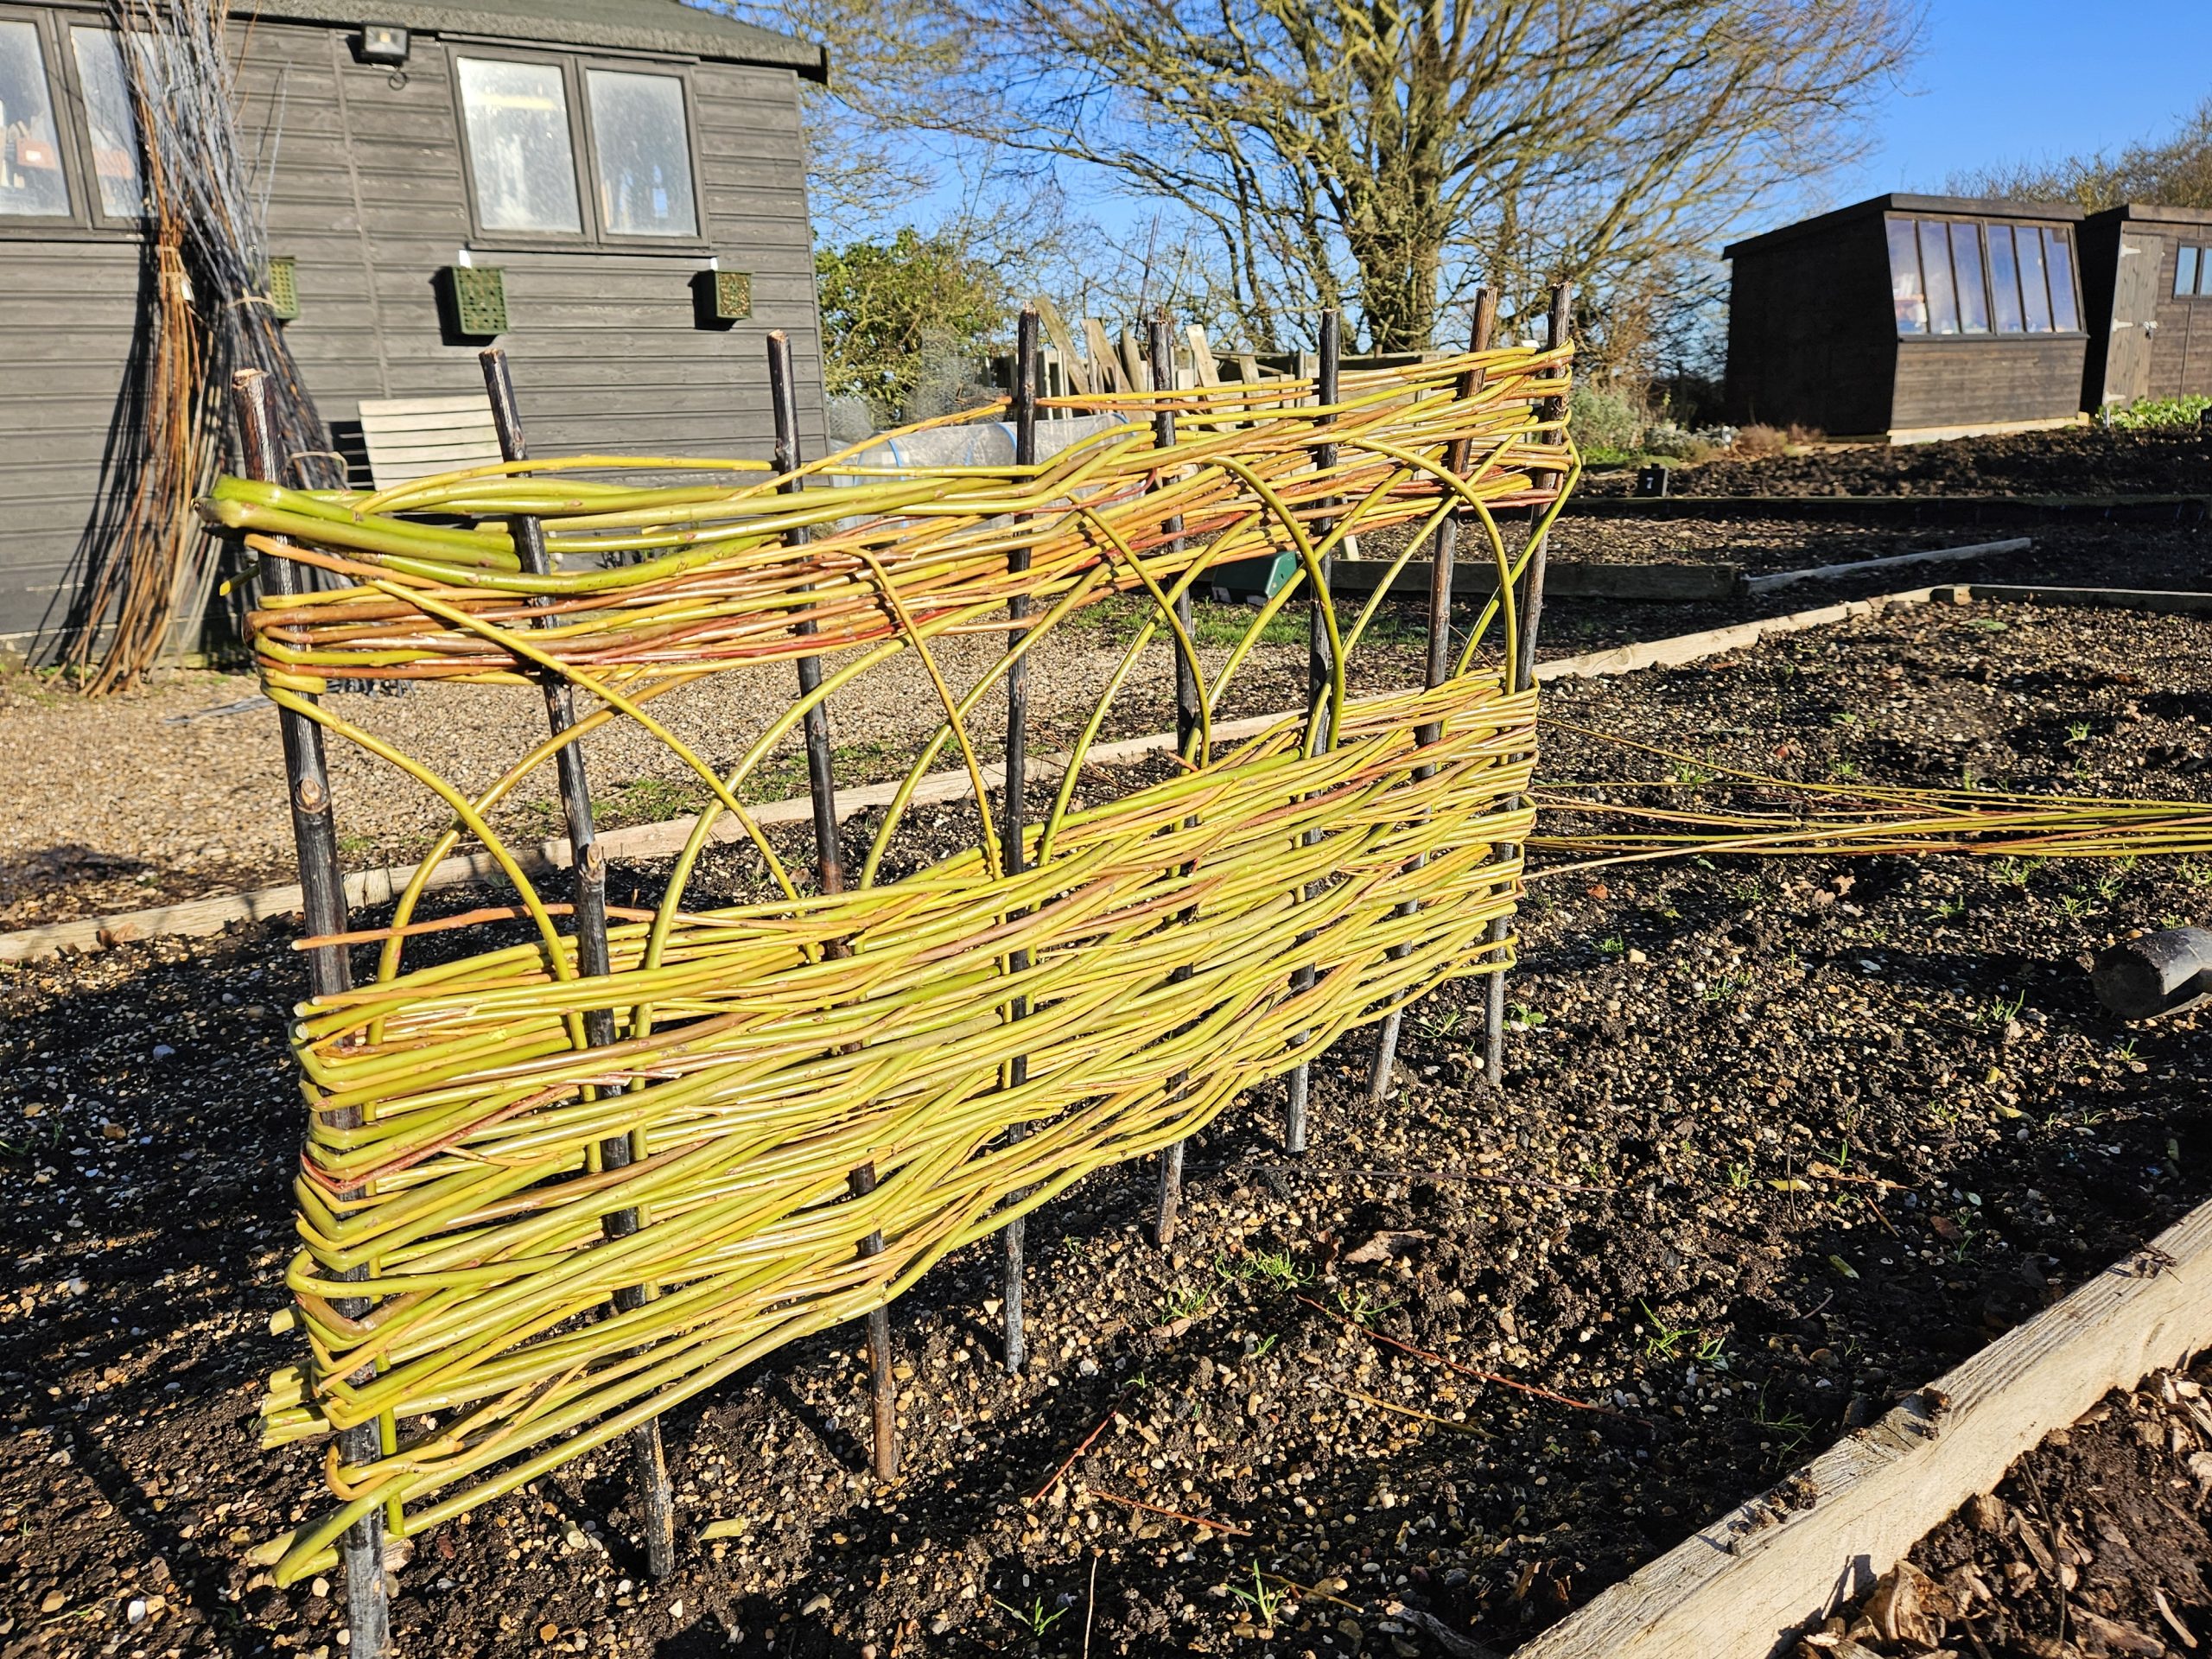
[[457, 56, 583, 235], [586, 70, 696, 238], [2043, 227, 2080, 331], [1948, 221, 1990, 333], [2179, 245, 2203, 298], [1887, 218, 1927, 334], [1917, 219, 1960, 334], [0, 19, 69, 218], [1986, 226, 2024, 333], [71, 29, 144, 219], [2015, 227, 2053, 332]]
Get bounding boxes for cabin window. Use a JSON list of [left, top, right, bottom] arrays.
[[585, 70, 697, 238], [1890, 216, 2083, 339], [2014, 227, 2053, 332], [456, 56, 584, 235], [1986, 226, 2024, 333], [1916, 219, 1961, 334], [1887, 218, 1927, 333], [454, 54, 706, 246], [0, 18, 70, 218], [2179, 245, 2205, 298], [70, 29, 145, 220], [2043, 227, 2080, 331], [1948, 221, 1990, 333]]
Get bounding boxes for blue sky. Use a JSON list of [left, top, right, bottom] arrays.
[[1821, 0, 2212, 208]]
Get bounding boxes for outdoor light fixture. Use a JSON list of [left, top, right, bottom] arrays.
[[358, 24, 410, 65]]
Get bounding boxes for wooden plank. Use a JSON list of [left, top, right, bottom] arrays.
[[1034, 298, 1090, 397], [359, 396, 502, 422], [1537, 589, 1939, 682], [1741, 537, 2033, 594], [1516, 1194, 2212, 1659], [1331, 560, 1740, 603], [1118, 327, 1147, 393], [1185, 325, 1221, 386], [1961, 582, 2212, 617], [1083, 318, 1133, 395]]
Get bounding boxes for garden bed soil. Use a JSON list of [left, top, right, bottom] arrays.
[[1805, 1354, 2212, 1659], [7, 598, 2212, 1656], [1577, 425, 2211, 500]]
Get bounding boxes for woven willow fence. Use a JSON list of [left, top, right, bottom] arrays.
[[214, 326, 1574, 1593]]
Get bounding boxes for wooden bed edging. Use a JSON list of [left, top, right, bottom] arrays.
[[1743, 538, 2031, 595], [13, 579, 2208, 964], [1512, 1197, 2212, 1659]]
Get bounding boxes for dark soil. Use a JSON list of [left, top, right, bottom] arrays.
[[1806, 1357, 2212, 1659], [7, 598, 2212, 1656], [1579, 425, 2212, 500]]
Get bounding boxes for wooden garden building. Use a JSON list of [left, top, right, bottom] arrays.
[[0, 0, 830, 658], [1724, 194, 2093, 442], [2076, 202, 2212, 414]]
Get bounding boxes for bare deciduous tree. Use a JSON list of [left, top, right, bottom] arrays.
[[906, 0, 1918, 352]]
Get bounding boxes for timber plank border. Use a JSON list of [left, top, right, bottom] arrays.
[[1511, 1196, 2212, 1659], [1743, 537, 2031, 595]]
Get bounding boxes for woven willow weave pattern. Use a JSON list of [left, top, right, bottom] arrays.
[[217, 346, 1574, 1581]]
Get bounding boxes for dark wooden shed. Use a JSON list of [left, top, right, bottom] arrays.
[[0, 0, 829, 658], [1724, 194, 2090, 442], [2077, 202, 2212, 411]]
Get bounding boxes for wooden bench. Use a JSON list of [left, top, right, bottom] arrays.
[[356, 394, 504, 489]]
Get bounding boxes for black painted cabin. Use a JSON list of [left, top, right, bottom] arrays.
[[1724, 194, 2092, 442]]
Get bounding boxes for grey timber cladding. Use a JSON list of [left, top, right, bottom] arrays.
[[0, 0, 827, 652]]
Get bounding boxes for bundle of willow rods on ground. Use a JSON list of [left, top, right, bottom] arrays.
[[207, 345, 1576, 1583]]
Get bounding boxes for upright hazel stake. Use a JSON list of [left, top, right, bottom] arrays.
[[1282, 309, 1341, 1152], [1368, 292, 1495, 1106], [232, 369, 391, 1659], [479, 348, 678, 1580], [1153, 311, 1197, 1247], [1001, 305, 1040, 1374], [768, 330, 899, 1480], [1485, 283, 1573, 1088]]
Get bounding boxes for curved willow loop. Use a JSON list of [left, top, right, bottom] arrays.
[[222, 346, 1573, 1584]]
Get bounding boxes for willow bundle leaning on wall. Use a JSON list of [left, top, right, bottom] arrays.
[[203, 346, 1578, 1583], [67, 0, 337, 694]]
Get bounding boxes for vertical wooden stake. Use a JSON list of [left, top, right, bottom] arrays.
[[1283, 308, 1341, 1153], [768, 331, 899, 1481], [480, 349, 677, 1579], [233, 370, 391, 1659], [1001, 305, 1039, 1376], [1370, 294, 1495, 1106], [848, 1162, 899, 1477], [1485, 283, 1573, 1088], [1153, 311, 1196, 1248]]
